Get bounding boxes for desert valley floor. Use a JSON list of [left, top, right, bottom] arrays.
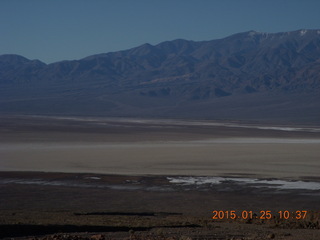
[[0, 115, 320, 240]]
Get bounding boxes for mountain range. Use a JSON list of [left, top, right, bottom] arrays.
[[1, 29, 320, 123]]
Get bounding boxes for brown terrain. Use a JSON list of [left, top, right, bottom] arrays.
[[0, 115, 320, 240]]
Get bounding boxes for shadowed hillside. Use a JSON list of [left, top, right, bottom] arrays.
[[1, 30, 320, 123]]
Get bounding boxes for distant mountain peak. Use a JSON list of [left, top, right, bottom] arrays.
[[0, 29, 320, 122], [0, 54, 30, 63]]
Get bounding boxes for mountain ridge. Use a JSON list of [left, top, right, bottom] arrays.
[[0, 29, 320, 123]]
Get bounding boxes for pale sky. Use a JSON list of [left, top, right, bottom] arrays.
[[1, 0, 320, 63]]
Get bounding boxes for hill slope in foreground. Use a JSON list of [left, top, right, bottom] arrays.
[[1, 29, 320, 123]]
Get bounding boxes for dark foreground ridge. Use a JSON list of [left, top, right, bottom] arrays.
[[1, 171, 319, 239], [0, 224, 202, 239], [73, 212, 182, 217], [0, 224, 150, 238]]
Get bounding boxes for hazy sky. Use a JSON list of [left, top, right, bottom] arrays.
[[2, 0, 320, 63]]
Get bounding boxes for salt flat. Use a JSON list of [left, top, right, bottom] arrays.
[[1, 138, 320, 179], [1, 116, 320, 240], [1, 116, 320, 179]]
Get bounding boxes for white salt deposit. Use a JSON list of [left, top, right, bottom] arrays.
[[167, 176, 320, 191]]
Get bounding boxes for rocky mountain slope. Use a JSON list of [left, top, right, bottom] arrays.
[[1, 29, 320, 123]]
